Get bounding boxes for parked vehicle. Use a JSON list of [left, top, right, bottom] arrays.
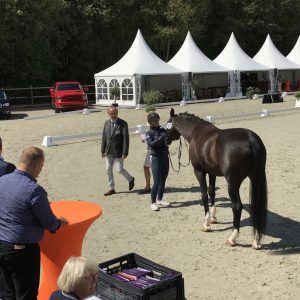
[[50, 81, 88, 113], [0, 90, 11, 118]]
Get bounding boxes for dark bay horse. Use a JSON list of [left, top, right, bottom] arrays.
[[167, 108, 268, 249]]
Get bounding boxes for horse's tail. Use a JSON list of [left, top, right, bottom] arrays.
[[249, 134, 268, 240]]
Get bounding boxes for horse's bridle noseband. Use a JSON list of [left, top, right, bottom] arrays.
[[167, 120, 190, 172]]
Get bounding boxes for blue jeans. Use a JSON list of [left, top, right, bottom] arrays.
[[150, 153, 169, 203]]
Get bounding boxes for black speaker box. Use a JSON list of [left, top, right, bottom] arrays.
[[262, 93, 283, 103]]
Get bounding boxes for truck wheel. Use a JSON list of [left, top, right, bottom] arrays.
[[54, 107, 60, 113]]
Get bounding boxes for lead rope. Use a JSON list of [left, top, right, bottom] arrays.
[[169, 137, 190, 172]]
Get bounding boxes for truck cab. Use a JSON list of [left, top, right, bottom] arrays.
[[50, 81, 88, 113]]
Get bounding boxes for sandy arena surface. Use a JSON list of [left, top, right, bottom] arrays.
[[1, 96, 300, 299]]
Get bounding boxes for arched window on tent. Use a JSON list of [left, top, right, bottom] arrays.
[[97, 79, 108, 100], [121, 78, 134, 101], [109, 79, 120, 101]]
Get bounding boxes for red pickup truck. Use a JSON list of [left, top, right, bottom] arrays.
[[50, 81, 88, 113]]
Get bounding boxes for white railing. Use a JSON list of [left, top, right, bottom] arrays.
[[42, 106, 300, 147]]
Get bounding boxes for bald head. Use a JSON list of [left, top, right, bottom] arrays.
[[18, 147, 45, 178], [107, 106, 118, 121]]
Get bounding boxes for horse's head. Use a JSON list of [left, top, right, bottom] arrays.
[[166, 108, 181, 144]]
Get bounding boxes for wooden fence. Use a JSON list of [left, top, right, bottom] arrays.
[[2, 84, 96, 107]]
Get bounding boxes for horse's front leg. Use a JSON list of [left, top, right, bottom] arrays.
[[226, 180, 243, 247], [194, 169, 211, 232], [208, 174, 217, 223]]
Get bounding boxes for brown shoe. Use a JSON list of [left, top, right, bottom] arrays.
[[104, 190, 116, 196], [129, 178, 135, 191]]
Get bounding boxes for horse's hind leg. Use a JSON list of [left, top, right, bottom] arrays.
[[208, 174, 217, 223], [194, 169, 211, 231], [226, 180, 243, 247]]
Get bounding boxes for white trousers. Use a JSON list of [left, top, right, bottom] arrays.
[[105, 157, 133, 190]]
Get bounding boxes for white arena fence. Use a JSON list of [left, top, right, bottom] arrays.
[[42, 106, 300, 147]]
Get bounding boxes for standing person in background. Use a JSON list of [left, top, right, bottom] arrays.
[[50, 256, 98, 300], [146, 112, 170, 211], [0, 137, 16, 300], [101, 106, 134, 196], [0, 147, 68, 300], [137, 132, 151, 195]]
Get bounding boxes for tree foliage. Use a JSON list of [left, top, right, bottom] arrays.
[[0, 0, 300, 87]]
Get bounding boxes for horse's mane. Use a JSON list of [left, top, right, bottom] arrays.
[[178, 112, 211, 125]]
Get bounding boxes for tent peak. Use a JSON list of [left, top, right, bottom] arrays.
[[253, 33, 300, 69], [168, 31, 229, 73], [214, 32, 269, 71], [286, 35, 300, 65], [94, 29, 181, 77]]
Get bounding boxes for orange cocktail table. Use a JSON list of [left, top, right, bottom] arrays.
[[38, 200, 102, 300]]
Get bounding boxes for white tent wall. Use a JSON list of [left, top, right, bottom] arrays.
[[95, 76, 137, 107], [257, 72, 269, 81], [280, 70, 293, 87], [278, 70, 292, 80], [266, 69, 293, 94], [148, 75, 181, 91], [193, 73, 227, 88], [190, 73, 228, 99], [295, 70, 300, 89], [277, 70, 300, 91], [226, 71, 242, 98]]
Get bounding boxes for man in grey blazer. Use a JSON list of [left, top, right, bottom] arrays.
[[101, 106, 134, 196]]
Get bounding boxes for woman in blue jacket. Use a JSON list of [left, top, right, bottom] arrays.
[[146, 112, 170, 211]]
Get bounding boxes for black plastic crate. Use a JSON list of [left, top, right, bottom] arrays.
[[96, 253, 184, 300]]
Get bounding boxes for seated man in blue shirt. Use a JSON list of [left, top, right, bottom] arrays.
[[0, 146, 68, 300], [0, 137, 16, 300]]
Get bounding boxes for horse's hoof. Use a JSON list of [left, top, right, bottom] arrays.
[[202, 226, 211, 232], [252, 242, 262, 250], [226, 240, 236, 247], [210, 217, 217, 224]]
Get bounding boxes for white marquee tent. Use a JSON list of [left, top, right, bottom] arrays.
[[287, 35, 300, 64], [253, 34, 300, 92], [253, 34, 300, 70], [168, 31, 229, 73], [286, 36, 300, 90], [94, 30, 182, 107], [168, 32, 229, 99], [214, 33, 269, 97]]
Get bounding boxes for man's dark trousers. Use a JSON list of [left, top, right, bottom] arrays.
[[0, 243, 40, 300]]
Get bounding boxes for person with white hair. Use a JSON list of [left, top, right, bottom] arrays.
[[49, 256, 99, 300]]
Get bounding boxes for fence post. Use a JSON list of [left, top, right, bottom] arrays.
[[30, 85, 34, 105]]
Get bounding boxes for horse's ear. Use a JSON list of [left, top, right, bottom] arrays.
[[170, 108, 175, 117]]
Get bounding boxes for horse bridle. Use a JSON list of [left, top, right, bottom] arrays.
[[166, 121, 190, 172]]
